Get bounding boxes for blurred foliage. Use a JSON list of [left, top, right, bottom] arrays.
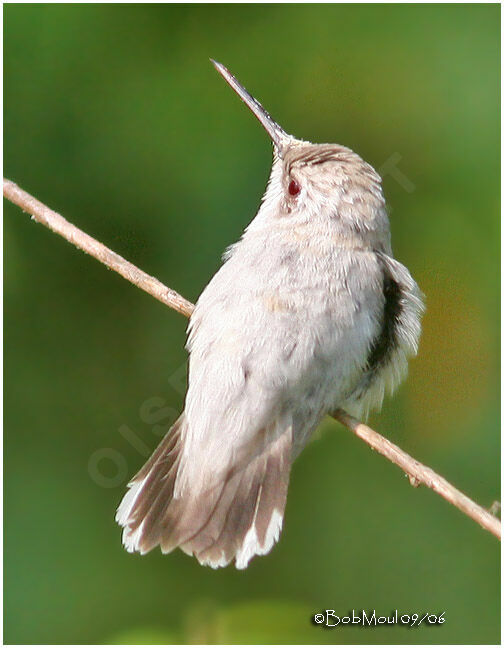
[[4, 4, 500, 645], [107, 600, 322, 645]]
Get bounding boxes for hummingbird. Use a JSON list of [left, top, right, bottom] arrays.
[[116, 60, 424, 569]]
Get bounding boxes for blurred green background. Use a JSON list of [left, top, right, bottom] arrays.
[[4, 3, 500, 645]]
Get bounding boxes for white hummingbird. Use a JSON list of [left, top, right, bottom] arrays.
[[116, 60, 424, 569]]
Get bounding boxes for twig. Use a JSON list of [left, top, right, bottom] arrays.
[[332, 410, 501, 539], [4, 177, 501, 541], [3, 179, 193, 318]]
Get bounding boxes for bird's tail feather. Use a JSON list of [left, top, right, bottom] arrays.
[[116, 414, 292, 569]]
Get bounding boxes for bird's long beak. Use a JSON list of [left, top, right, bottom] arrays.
[[211, 60, 291, 157]]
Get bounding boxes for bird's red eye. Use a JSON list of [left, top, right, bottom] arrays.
[[288, 179, 301, 196]]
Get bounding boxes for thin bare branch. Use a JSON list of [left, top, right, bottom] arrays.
[[4, 177, 501, 540], [332, 409, 501, 539], [3, 179, 193, 318]]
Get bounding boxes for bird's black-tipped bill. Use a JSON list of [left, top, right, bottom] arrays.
[[211, 60, 289, 155]]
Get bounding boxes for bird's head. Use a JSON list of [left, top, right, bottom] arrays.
[[212, 60, 391, 251]]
